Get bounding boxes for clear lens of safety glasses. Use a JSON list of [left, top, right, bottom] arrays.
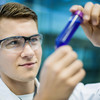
[[0, 34, 43, 52]]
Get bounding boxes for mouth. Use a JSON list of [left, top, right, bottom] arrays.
[[19, 62, 37, 68]]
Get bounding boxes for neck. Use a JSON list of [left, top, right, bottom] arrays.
[[1, 75, 35, 95]]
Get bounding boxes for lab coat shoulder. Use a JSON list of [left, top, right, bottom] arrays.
[[69, 82, 100, 100], [0, 78, 39, 100], [0, 78, 19, 100]]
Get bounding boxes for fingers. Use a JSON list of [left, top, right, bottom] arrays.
[[70, 2, 100, 26], [68, 69, 85, 85], [70, 5, 83, 12], [44, 45, 72, 66], [56, 51, 77, 70], [57, 59, 85, 87], [91, 4, 100, 25], [83, 2, 94, 21], [58, 60, 83, 80], [83, 2, 100, 26]]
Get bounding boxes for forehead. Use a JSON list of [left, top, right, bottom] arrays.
[[0, 18, 38, 39]]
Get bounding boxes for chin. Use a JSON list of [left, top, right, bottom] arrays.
[[14, 74, 37, 82], [17, 77, 35, 82], [23, 74, 37, 82]]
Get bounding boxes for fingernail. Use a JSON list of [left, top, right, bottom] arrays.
[[70, 7, 77, 11], [92, 20, 97, 25], [83, 15, 89, 20]]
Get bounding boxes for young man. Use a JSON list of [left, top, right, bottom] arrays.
[[0, 2, 99, 100], [0, 2, 42, 100], [0, 2, 85, 100]]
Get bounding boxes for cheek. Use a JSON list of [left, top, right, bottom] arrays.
[[36, 47, 42, 63], [0, 51, 17, 70]]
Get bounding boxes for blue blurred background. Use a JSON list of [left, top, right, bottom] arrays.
[[1, 0, 100, 84]]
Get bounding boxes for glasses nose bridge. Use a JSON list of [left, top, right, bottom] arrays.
[[24, 36, 31, 45], [23, 37, 31, 47]]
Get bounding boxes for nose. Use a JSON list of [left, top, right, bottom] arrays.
[[21, 43, 35, 60]]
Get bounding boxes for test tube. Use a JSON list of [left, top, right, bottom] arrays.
[[55, 10, 83, 48]]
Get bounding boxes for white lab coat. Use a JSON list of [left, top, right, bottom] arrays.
[[0, 78, 100, 100], [69, 83, 100, 100], [0, 78, 39, 100]]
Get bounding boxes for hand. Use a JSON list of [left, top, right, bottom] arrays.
[[70, 2, 100, 47], [34, 46, 85, 100]]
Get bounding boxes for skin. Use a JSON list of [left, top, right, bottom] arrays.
[[70, 2, 100, 47], [0, 18, 42, 95], [0, 2, 99, 100], [35, 46, 85, 100], [34, 2, 100, 100]]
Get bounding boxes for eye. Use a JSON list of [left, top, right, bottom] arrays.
[[31, 38, 38, 42], [7, 40, 19, 45], [30, 37, 41, 46], [4, 39, 21, 49]]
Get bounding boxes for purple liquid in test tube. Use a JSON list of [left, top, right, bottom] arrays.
[[55, 10, 83, 48]]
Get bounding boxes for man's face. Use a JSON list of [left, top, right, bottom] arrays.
[[0, 18, 42, 82]]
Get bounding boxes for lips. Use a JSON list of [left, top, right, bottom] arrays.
[[19, 62, 37, 68]]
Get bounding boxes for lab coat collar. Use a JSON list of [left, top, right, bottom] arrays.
[[0, 78, 40, 100]]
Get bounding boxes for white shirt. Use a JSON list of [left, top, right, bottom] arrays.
[[0, 78, 100, 100], [0, 78, 39, 100], [69, 83, 100, 100], [17, 93, 34, 100]]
